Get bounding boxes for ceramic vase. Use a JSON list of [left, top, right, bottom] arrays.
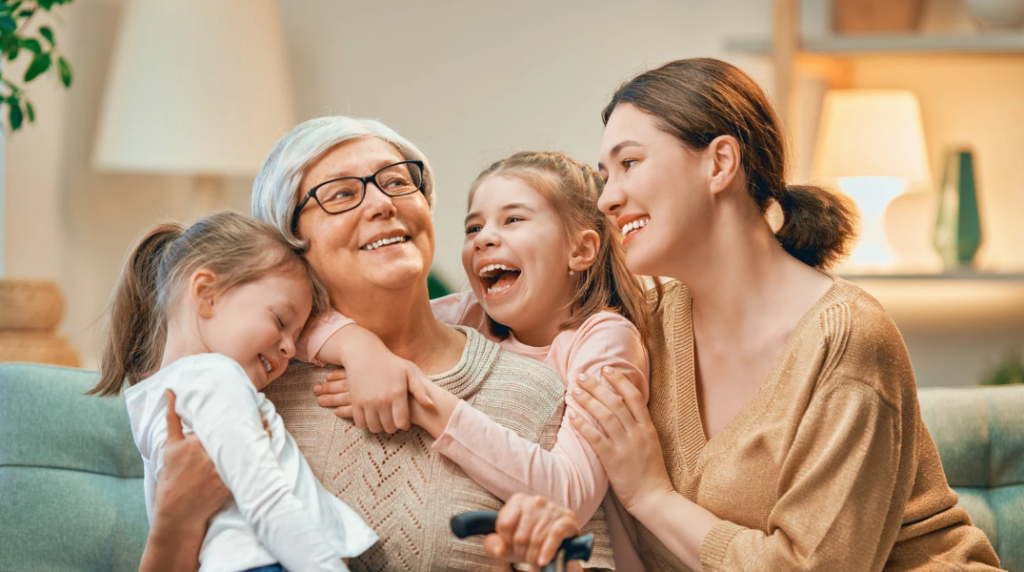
[[934, 150, 982, 268]]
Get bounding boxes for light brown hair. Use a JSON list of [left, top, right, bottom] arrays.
[[89, 211, 329, 397], [602, 58, 857, 269], [469, 151, 652, 342]]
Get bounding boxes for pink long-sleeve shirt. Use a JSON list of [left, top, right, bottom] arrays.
[[298, 292, 651, 570]]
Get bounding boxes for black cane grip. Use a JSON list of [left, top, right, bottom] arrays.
[[450, 510, 498, 538], [560, 533, 594, 563]]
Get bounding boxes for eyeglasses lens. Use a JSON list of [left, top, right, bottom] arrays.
[[314, 162, 423, 213]]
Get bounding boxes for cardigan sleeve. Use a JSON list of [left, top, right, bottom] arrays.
[[295, 311, 356, 366], [296, 292, 480, 365], [701, 379, 906, 572]]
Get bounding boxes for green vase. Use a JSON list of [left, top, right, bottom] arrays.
[[934, 149, 982, 268], [427, 272, 450, 300]]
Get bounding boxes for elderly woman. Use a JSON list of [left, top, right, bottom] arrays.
[[138, 116, 602, 571]]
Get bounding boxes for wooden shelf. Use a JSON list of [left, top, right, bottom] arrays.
[[725, 32, 1024, 56], [841, 271, 1024, 282], [840, 272, 1024, 331]]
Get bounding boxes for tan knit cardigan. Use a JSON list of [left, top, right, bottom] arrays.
[[637, 280, 1002, 572], [265, 326, 615, 571]]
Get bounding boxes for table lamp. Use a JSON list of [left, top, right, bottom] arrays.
[[93, 0, 295, 214], [813, 89, 931, 271]]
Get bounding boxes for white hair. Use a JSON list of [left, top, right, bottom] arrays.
[[251, 116, 435, 250]]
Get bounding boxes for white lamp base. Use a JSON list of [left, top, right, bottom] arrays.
[[839, 176, 907, 272]]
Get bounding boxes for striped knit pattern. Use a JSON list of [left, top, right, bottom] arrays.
[[636, 279, 1001, 572], [265, 326, 615, 571]]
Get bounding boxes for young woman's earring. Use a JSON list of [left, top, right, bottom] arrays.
[[569, 269, 575, 276]]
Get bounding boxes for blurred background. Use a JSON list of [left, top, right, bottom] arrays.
[[1, 0, 1022, 388]]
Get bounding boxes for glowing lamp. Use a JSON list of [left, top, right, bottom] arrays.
[[814, 89, 931, 271]]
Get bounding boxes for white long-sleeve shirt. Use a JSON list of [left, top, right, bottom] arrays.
[[125, 353, 378, 572]]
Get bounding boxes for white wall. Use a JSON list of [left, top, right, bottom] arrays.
[[278, 0, 771, 288]]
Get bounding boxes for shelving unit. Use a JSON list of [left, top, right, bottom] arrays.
[[735, 3, 1024, 387], [841, 271, 1024, 282], [841, 272, 1024, 331], [726, 32, 1024, 56], [736, 1, 1024, 121]]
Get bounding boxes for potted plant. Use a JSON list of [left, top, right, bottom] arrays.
[[1, 0, 74, 131]]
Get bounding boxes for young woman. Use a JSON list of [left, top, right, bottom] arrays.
[[568, 58, 1002, 571]]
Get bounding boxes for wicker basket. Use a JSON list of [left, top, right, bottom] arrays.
[[0, 280, 65, 331], [0, 331, 81, 368], [834, 0, 924, 33]]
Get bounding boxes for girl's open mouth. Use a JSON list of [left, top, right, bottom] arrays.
[[478, 263, 521, 298]]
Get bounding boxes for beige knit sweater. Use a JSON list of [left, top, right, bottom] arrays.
[[637, 279, 1001, 572], [264, 326, 615, 571]]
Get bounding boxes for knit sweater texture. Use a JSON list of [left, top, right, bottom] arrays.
[[264, 326, 614, 571], [638, 279, 1002, 572]]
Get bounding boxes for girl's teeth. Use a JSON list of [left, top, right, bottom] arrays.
[[478, 263, 519, 276], [259, 355, 272, 373], [487, 283, 512, 295]]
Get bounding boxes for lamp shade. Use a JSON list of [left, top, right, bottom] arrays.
[[813, 89, 931, 187], [94, 0, 295, 176]]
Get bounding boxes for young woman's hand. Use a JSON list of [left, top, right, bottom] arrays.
[[568, 366, 675, 514], [485, 494, 584, 571], [312, 324, 434, 433], [140, 390, 230, 572]]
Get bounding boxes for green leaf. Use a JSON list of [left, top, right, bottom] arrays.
[[36, 0, 54, 9], [0, 15, 16, 32], [23, 52, 50, 82], [16, 8, 33, 18], [57, 55, 70, 87], [25, 100, 33, 122], [1, 1, 25, 14], [20, 37, 41, 54], [39, 25, 54, 46], [5, 42, 19, 61], [9, 99, 23, 130]]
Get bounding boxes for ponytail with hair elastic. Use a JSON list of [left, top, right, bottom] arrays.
[[775, 185, 858, 269], [90, 223, 184, 397]]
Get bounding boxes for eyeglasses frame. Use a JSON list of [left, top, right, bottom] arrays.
[[290, 159, 426, 234]]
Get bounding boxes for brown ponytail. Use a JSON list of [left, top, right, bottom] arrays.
[[777, 185, 857, 268], [90, 224, 183, 397], [602, 58, 857, 269], [468, 152, 653, 342], [89, 211, 329, 397]]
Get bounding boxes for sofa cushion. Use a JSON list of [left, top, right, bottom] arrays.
[[920, 386, 1024, 571], [0, 363, 147, 572]]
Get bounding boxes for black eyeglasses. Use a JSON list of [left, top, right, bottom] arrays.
[[290, 160, 425, 233]]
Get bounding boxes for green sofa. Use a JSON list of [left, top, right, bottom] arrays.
[[1, 362, 1022, 571]]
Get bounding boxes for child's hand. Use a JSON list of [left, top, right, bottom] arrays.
[[313, 324, 434, 433], [322, 372, 461, 440]]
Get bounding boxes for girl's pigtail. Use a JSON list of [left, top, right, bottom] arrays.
[[89, 223, 183, 396]]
